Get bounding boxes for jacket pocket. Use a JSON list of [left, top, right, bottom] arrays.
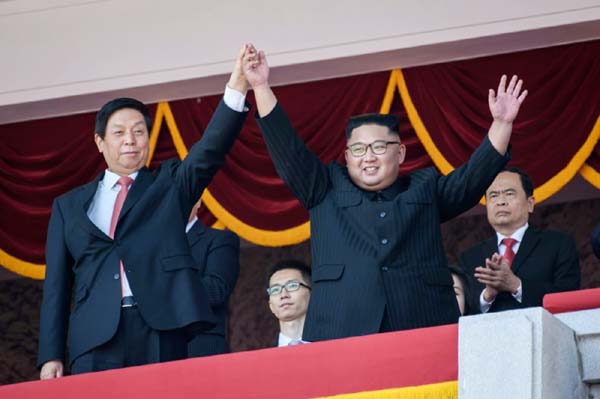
[[313, 264, 345, 282], [161, 254, 199, 272]]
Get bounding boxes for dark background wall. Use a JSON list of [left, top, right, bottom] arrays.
[[1, 198, 599, 385]]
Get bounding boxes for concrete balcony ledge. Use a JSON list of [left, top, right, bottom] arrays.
[[459, 307, 600, 399]]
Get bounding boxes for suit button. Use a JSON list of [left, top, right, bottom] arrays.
[[381, 266, 389, 271], [379, 211, 386, 218], [381, 238, 388, 245], [113, 273, 120, 280]]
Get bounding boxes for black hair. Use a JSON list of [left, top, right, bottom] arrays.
[[448, 264, 479, 316], [267, 260, 311, 288], [95, 97, 152, 138], [344, 113, 400, 140], [499, 166, 534, 197]]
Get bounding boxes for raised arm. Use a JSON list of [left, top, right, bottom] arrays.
[[176, 45, 250, 206], [436, 75, 527, 221], [242, 45, 329, 209]]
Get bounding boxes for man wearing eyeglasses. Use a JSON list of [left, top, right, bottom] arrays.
[[266, 260, 312, 346], [242, 45, 527, 341]]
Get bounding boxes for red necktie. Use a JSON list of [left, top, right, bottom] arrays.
[[109, 176, 133, 295], [501, 237, 518, 267]]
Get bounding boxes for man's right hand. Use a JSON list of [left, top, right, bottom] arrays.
[[241, 44, 277, 117], [40, 360, 64, 380], [243, 45, 270, 90]]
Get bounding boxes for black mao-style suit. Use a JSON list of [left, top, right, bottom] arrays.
[[459, 226, 581, 312], [256, 104, 510, 342], [38, 100, 248, 368], [187, 221, 239, 357]]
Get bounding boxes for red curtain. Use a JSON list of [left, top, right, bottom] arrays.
[[1, 40, 599, 278], [402, 41, 600, 194]]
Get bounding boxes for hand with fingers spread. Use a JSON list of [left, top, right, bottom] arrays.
[[474, 252, 521, 302], [486, 74, 528, 155], [489, 74, 528, 123]]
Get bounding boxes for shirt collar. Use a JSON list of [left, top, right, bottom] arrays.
[[186, 217, 198, 233], [366, 178, 404, 201], [278, 332, 295, 347], [496, 223, 529, 247], [101, 169, 139, 189]]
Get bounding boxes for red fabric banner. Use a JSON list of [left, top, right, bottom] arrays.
[[0, 324, 458, 399]]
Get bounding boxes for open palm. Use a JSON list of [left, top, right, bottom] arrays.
[[488, 75, 528, 123]]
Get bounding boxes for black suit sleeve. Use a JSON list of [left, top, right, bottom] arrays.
[[201, 231, 240, 306], [38, 199, 74, 368], [176, 99, 249, 208], [436, 136, 510, 222], [521, 234, 580, 307], [592, 221, 600, 260], [255, 103, 330, 209]]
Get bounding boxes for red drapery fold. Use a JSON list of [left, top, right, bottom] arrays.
[[1, 41, 599, 279]]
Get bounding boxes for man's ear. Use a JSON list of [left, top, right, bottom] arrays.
[[527, 196, 535, 213], [94, 133, 103, 153], [398, 143, 406, 165]]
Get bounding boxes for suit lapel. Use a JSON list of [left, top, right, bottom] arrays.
[[77, 173, 109, 240], [511, 226, 541, 274], [118, 167, 153, 223], [187, 221, 207, 247], [484, 237, 498, 259]]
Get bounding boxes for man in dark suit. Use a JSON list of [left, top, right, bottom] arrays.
[[38, 46, 251, 378], [266, 260, 312, 347], [459, 167, 580, 313], [241, 45, 527, 341], [186, 199, 240, 357]]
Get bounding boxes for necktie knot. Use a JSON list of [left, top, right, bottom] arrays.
[[116, 176, 133, 189], [501, 237, 518, 267], [502, 238, 518, 250]]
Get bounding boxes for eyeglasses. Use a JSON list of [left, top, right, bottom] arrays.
[[346, 140, 401, 157], [266, 281, 311, 296]]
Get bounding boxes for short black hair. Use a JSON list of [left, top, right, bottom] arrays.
[[345, 113, 400, 140], [267, 260, 311, 288], [448, 264, 479, 316], [500, 166, 534, 197], [95, 97, 152, 139]]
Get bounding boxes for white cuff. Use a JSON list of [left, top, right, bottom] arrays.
[[479, 290, 494, 313], [224, 85, 247, 112], [511, 281, 523, 303]]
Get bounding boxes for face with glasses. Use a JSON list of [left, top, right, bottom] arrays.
[[268, 269, 311, 323], [344, 124, 406, 191]]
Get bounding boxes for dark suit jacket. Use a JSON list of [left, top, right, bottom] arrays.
[[38, 100, 247, 368], [256, 103, 510, 341], [187, 221, 239, 357], [459, 226, 581, 312], [592, 221, 600, 260]]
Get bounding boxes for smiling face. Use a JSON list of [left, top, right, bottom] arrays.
[[344, 124, 406, 191], [268, 268, 311, 323], [485, 171, 535, 235], [94, 108, 149, 177]]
